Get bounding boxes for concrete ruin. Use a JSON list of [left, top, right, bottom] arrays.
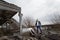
[[0, 0, 23, 37]]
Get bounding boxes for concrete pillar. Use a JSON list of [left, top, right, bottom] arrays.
[[19, 11, 23, 35]]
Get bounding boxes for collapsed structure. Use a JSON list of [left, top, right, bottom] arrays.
[[0, 0, 22, 36]]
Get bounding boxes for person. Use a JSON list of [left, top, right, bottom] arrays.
[[35, 19, 42, 34]]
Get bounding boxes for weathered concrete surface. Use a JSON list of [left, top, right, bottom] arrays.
[[0, 1, 21, 12]]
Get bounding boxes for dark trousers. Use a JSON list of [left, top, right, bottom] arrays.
[[37, 26, 42, 34]]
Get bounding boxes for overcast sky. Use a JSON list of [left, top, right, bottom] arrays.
[[4, 0, 60, 24]]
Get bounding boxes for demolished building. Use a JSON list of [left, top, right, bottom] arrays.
[[0, 0, 22, 36]]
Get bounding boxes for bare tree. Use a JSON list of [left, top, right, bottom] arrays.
[[22, 16, 35, 28], [49, 13, 60, 24]]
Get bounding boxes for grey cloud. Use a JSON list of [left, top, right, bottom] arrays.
[[4, 0, 60, 24]]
